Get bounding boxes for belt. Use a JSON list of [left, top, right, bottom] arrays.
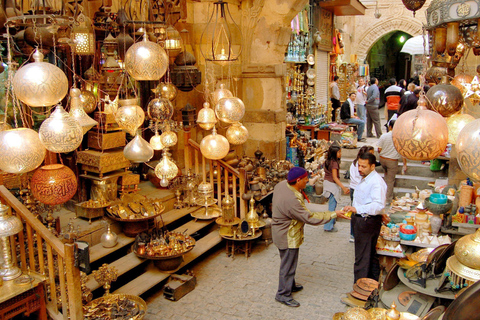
[[354, 214, 381, 219], [380, 156, 399, 161]]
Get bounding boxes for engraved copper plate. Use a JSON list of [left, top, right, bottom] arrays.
[[356, 278, 378, 292]]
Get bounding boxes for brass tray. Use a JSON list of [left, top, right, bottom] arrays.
[[356, 278, 378, 292], [84, 293, 146, 320], [191, 206, 222, 220], [132, 236, 196, 261], [106, 204, 164, 222]]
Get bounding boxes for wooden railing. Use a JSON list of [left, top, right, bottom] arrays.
[[184, 132, 247, 218], [0, 186, 83, 320]]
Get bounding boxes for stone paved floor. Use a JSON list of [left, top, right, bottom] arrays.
[[144, 196, 356, 320]]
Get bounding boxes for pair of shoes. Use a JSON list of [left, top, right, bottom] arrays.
[[292, 284, 304, 292], [318, 195, 327, 204], [358, 138, 367, 142], [275, 298, 300, 307], [349, 236, 355, 243], [324, 227, 338, 233]]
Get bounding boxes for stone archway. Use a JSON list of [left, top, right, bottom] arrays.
[[356, 16, 423, 61]]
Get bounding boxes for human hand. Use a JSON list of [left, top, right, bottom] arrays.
[[336, 210, 351, 220], [343, 187, 350, 194], [382, 214, 391, 225], [343, 206, 357, 214], [402, 165, 407, 175]]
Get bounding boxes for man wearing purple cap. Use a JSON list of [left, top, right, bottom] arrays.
[[272, 167, 350, 307]]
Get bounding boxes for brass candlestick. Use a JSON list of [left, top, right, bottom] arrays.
[[92, 263, 118, 295], [0, 204, 23, 280]]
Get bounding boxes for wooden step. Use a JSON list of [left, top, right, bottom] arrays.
[[156, 206, 203, 227], [172, 218, 214, 235], [114, 229, 222, 296], [90, 233, 135, 263]]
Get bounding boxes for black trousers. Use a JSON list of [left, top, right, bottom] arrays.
[[331, 98, 341, 122], [276, 248, 299, 301], [352, 214, 382, 283]]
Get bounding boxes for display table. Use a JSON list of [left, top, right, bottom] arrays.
[[0, 272, 47, 320], [221, 230, 262, 259], [397, 267, 455, 300]]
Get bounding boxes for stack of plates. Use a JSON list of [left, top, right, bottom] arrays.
[[341, 278, 379, 307]]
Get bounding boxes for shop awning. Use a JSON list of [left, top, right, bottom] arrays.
[[318, 0, 366, 16]]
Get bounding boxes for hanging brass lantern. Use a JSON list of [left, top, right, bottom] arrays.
[[200, 127, 230, 160], [154, 149, 179, 186], [123, 132, 154, 163], [80, 90, 97, 114], [456, 119, 480, 181], [425, 77, 464, 117], [215, 97, 245, 124], [72, 12, 95, 55], [150, 131, 164, 150], [124, 35, 168, 81], [152, 82, 177, 101], [211, 84, 233, 107], [197, 102, 217, 130], [164, 26, 182, 61], [115, 99, 145, 135], [147, 98, 174, 121], [39, 105, 83, 153], [0, 128, 46, 174], [30, 164, 78, 206], [160, 130, 178, 148], [392, 108, 448, 161], [446, 113, 475, 144], [226, 122, 248, 145], [12, 49, 68, 107], [69, 88, 98, 134], [401, 0, 426, 16]]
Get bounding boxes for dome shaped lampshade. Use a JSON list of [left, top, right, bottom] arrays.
[[69, 88, 98, 134], [154, 151, 179, 182], [0, 128, 46, 174], [200, 127, 230, 160], [211, 84, 233, 106], [226, 122, 248, 145], [197, 102, 217, 130], [12, 49, 69, 107], [456, 119, 480, 181], [392, 108, 448, 161], [160, 130, 177, 148], [123, 133, 154, 163], [147, 98, 174, 121], [150, 131, 164, 150], [115, 100, 145, 136], [446, 113, 475, 144], [39, 105, 83, 153], [80, 90, 97, 113], [152, 82, 177, 101], [215, 97, 245, 124], [31, 164, 77, 205], [124, 36, 169, 81], [425, 80, 464, 117]]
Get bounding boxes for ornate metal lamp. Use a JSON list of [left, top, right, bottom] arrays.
[[72, 12, 95, 55], [401, 0, 426, 16], [456, 118, 480, 181], [197, 102, 217, 130], [0, 128, 46, 174], [0, 204, 23, 280], [200, 127, 230, 160], [125, 34, 168, 81]]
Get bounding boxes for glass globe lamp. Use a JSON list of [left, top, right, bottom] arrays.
[[123, 132, 154, 163], [80, 90, 97, 113], [197, 102, 217, 130], [155, 150, 179, 182], [39, 105, 83, 153], [150, 131, 164, 150], [425, 77, 464, 117], [226, 122, 248, 145], [456, 119, 480, 181], [164, 26, 182, 60], [30, 164, 78, 205], [147, 98, 174, 121], [0, 128, 46, 174], [160, 130, 177, 148], [12, 49, 68, 107], [211, 84, 233, 106], [69, 88, 98, 134], [200, 127, 230, 160], [392, 108, 448, 160], [446, 113, 475, 144], [124, 35, 169, 81], [115, 99, 145, 136], [215, 97, 245, 124], [152, 82, 177, 101]]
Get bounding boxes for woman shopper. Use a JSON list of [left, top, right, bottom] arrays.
[[322, 144, 350, 232]]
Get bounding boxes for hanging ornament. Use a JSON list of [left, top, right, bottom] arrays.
[[69, 88, 98, 134], [200, 127, 230, 160], [39, 105, 83, 153], [392, 108, 448, 161], [123, 132, 154, 163], [211, 84, 233, 106], [80, 90, 97, 113], [226, 122, 248, 145], [147, 98, 174, 121], [150, 131, 164, 150], [425, 77, 464, 117], [124, 35, 169, 81], [154, 150, 179, 185], [0, 128, 46, 174], [461, 75, 480, 101], [401, 0, 426, 16], [446, 113, 475, 144], [152, 82, 177, 101], [12, 49, 68, 107], [197, 102, 217, 130], [30, 164, 77, 205], [452, 73, 474, 96], [160, 130, 178, 148], [215, 97, 245, 124], [115, 99, 145, 135], [456, 119, 480, 181]]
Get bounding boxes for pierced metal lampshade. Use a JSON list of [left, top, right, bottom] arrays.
[[456, 119, 480, 181], [72, 12, 95, 55], [0, 128, 46, 174], [0, 203, 23, 280], [150, 131, 164, 150], [152, 82, 177, 101], [446, 113, 475, 144], [31, 164, 78, 206], [226, 122, 248, 145], [401, 0, 426, 16], [39, 105, 83, 153], [215, 97, 245, 124], [147, 98, 174, 121], [164, 26, 182, 59], [211, 84, 233, 106], [200, 127, 230, 160], [197, 102, 217, 130], [115, 99, 145, 136], [123, 132, 154, 163], [124, 35, 169, 81], [69, 88, 98, 134], [80, 90, 97, 114], [12, 49, 68, 107], [155, 150, 179, 184], [160, 130, 178, 148]]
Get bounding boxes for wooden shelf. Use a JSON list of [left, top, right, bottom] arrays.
[[452, 222, 480, 229], [376, 250, 405, 258]]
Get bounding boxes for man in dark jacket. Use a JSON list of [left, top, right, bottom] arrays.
[[340, 92, 366, 141], [398, 87, 421, 116]]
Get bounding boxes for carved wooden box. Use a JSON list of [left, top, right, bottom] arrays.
[[77, 149, 130, 176], [87, 131, 126, 150]]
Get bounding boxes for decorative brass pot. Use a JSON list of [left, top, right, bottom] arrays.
[[454, 229, 480, 270]]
